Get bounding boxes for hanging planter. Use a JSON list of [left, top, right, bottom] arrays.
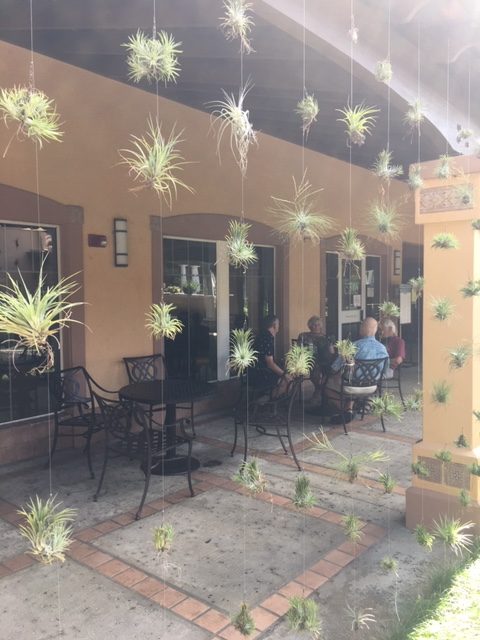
[[123, 30, 182, 84], [231, 602, 255, 636], [448, 345, 471, 369], [368, 200, 402, 241], [456, 184, 474, 206], [337, 228, 365, 264], [459, 489, 471, 507], [219, 0, 254, 54], [431, 297, 454, 321], [409, 276, 424, 297], [435, 449, 452, 463], [456, 124, 473, 146], [378, 472, 396, 494], [335, 339, 357, 364], [336, 102, 379, 146], [153, 524, 175, 552], [381, 556, 398, 574], [146, 302, 183, 340], [431, 232, 459, 249], [370, 394, 403, 421], [464, 280, 480, 297], [225, 220, 257, 270], [342, 513, 364, 543], [471, 219, 480, 231], [454, 434, 468, 448], [228, 328, 257, 374], [292, 474, 316, 509], [284, 343, 315, 378], [286, 596, 322, 638], [372, 149, 403, 182], [233, 458, 267, 494], [411, 460, 429, 478], [378, 300, 400, 319], [405, 388, 423, 412], [374, 59, 393, 83], [295, 93, 319, 137], [347, 606, 376, 632], [408, 165, 424, 190], [431, 380, 451, 404], [433, 516, 473, 556], [403, 99, 425, 135], [414, 524, 435, 550], [435, 154, 454, 180]]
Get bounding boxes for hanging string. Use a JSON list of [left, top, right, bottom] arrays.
[[348, 0, 354, 229], [416, 20, 422, 388], [446, 39, 450, 157]]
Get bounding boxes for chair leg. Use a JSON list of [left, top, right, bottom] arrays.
[[380, 414, 386, 432], [46, 418, 60, 468], [85, 430, 95, 479], [186, 439, 194, 497], [275, 423, 288, 454], [231, 418, 238, 456], [286, 424, 301, 471], [93, 444, 109, 502], [190, 403, 196, 438], [136, 444, 152, 520], [398, 381, 406, 409]]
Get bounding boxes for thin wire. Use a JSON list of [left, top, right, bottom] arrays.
[[446, 39, 450, 156], [348, 0, 354, 228], [386, 0, 391, 153]]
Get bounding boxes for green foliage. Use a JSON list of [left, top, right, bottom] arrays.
[[448, 344, 471, 369], [375, 58, 393, 83], [285, 343, 315, 378], [433, 516, 474, 556], [346, 605, 376, 631], [459, 489, 471, 508], [342, 513, 364, 543], [153, 523, 174, 552], [431, 381, 451, 405], [381, 556, 399, 574], [286, 596, 322, 638], [454, 434, 468, 448], [431, 297, 454, 321], [411, 460, 429, 478], [225, 220, 257, 270], [219, 0, 254, 54], [336, 102, 379, 146], [18, 495, 76, 565], [269, 173, 333, 244], [431, 232, 459, 249], [372, 150, 403, 182], [473, 410, 480, 421], [123, 30, 182, 84], [435, 154, 454, 179], [456, 183, 474, 206], [0, 86, 62, 155], [403, 99, 425, 134], [434, 449, 452, 464], [233, 459, 267, 494], [370, 394, 403, 421], [228, 328, 257, 374], [379, 300, 400, 318], [232, 602, 255, 636], [471, 219, 480, 230], [146, 302, 183, 340], [415, 524, 435, 551], [292, 474, 316, 510], [295, 93, 319, 137], [119, 118, 193, 207], [469, 462, 480, 476], [405, 388, 423, 412], [379, 471, 396, 494], [408, 165, 424, 190], [337, 227, 365, 262], [369, 200, 402, 240], [182, 280, 199, 294], [334, 338, 357, 363], [460, 279, 480, 297]]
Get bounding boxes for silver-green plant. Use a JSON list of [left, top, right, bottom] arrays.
[[456, 183, 474, 206], [409, 276, 424, 297], [219, 0, 254, 54], [334, 339, 358, 363], [431, 232, 459, 249], [431, 297, 454, 321], [233, 458, 266, 494], [381, 556, 398, 574], [372, 150, 403, 182], [379, 300, 400, 319], [336, 102, 379, 146], [454, 434, 468, 448], [228, 328, 257, 374], [346, 605, 376, 631], [433, 516, 474, 556], [231, 602, 255, 636], [18, 495, 76, 564], [405, 388, 423, 412], [285, 343, 315, 378], [225, 220, 257, 270], [295, 93, 319, 137], [286, 596, 322, 638], [472, 219, 480, 230], [411, 460, 429, 478], [146, 302, 183, 340], [435, 154, 454, 179], [448, 344, 471, 369], [403, 99, 425, 135], [375, 59, 393, 83], [459, 489, 471, 508], [0, 86, 62, 155], [337, 228, 365, 262], [292, 474, 316, 509], [473, 410, 480, 421], [460, 279, 480, 297], [435, 449, 452, 464], [342, 513, 364, 543], [379, 471, 396, 494], [408, 165, 424, 190], [431, 381, 451, 405], [269, 173, 333, 244], [414, 524, 435, 550], [368, 200, 402, 241], [370, 394, 403, 421], [209, 82, 257, 177], [456, 125, 473, 145], [469, 462, 480, 476], [119, 118, 193, 207], [123, 30, 182, 84], [153, 523, 175, 552]]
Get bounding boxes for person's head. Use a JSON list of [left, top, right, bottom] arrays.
[[307, 315, 323, 334], [359, 317, 378, 338], [263, 314, 280, 335], [380, 318, 397, 338]]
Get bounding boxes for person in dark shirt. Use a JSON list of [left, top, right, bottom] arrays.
[[297, 315, 334, 405], [250, 315, 290, 395], [379, 318, 406, 378]]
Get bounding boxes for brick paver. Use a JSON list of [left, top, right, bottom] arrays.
[[172, 597, 209, 620], [194, 609, 230, 633]]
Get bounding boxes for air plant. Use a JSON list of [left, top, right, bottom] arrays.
[[334, 339, 357, 363], [269, 173, 333, 244], [295, 93, 319, 137], [435, 154, 454, 179], [337, 228, 365, 262], [473, 410, 480, 421], [292, 474, 316, 509], [233, 458, 267, 494], [456, 184, 474, 206], [285, 343, 315, 378], [431, 381, 451, 404], [409, 276, 424, 297], [378, 300, 400, 319], [372, 150, 403, 182], [378, 472, 396, 494], [461, 279, 480, 297], [448, 344, 471, 369], [456, 124, 473, 146], [435, 449, 452, 464], [346, 606, 376, 631], [208, 82, 257, 177], [408, 165, 424, 190], [469, 462, 480, 476], [411, 460, 429, 478], [431, 232, 459, 249], [404, 99, 425, 135], [342, 513, 364, 543], [370, 394, 403, 421], [375, 59, 393, 83], [18, 495, 76, 564], [123, 30, 182, 84], [0, 263, 83, 374], [231, 602, 255, 636], [414, 524, 435, 550], [368, 201, 402, 241], [459, 489, 471, 508], [336, 102, 379, 146], [0, 86, 62, 156], [472, 219, 480, 230], [228, 328, 257, 374], [119, 118, 193, 207], [381, 556, 398, 574], [433, 516, 474, 556], [146, 302, 183, 340], [225, 220, 257, 270], [349, 14, 359, 44], [219, 0, 254, 54], [454, 434, 468, 448], [286, 597, 322, 638], [431, 297, 454, 321], [153, 523, 174, 552], [405, 388, 423, 412]]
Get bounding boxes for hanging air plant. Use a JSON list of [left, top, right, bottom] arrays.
[[370, 394, 403, 421], [454, 434, 468, 448], [0, 86, 62, 155], [228, 328, 257, 374], [295, 93, 319, 137], [433, 516, 473, 556], [435, 154, 454, 180], [473, 411, 480, 421], [219, 0, 254, 54], [349, 14, 359, 44], [119, 118, 193, 207], [368, 200, 402, 241], [378, 472, 396, 494], [411, 460, 429, 478], [231, 602, 255, 636], [18, 495, 76, 565], [285, 343, 315, 378], [225, 220, 257, 270], [471, 219, 480, 231], [342, 513, 364, 543], [374, 59, 392, 83], [337, 228, 365, 262], [435, 449, 452, 464], [414, 524, 435, 550], [335, 339, 357, 363], [378, 301, 400, 319], [448, 344, 471, 369], [456, 124, 473, 146], [292, 474, 316, 509], [286, 597, 322, 638], [336, 102, 379, 146], [456, 184, 474, 206], [0, 264, 83, 375], [123, 30, 182, 84], [431, 297, 454, 321], [372, 150, 403, 182], [269, 173, 334, 244], [459, 489, 471, 508], [469, 462, 480, 476], [405, 388, 423, 412], [403, 99, 425, 135], [409, 276, 424, 297], [431, 380, 451, 404], [233, 458, 266, 494], [146, 302, 183, 340], [346, 606, 376, 632], [408, 165, 424, 190], [153, 524, 175, 552], [381, 556, 398, 574], [431, 232, 459, 249]]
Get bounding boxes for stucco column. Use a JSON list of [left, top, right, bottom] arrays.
[[406, 170, 480, 533], [286, 241, 321, 340]]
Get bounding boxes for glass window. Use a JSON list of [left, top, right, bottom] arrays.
[[0, 224, 59, 423]]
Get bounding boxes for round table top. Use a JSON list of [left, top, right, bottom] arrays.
[[119, 378, 213, 406]]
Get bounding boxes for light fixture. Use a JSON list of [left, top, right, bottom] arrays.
[[393, 249, 401, 276], [114, 218, 128, 267]]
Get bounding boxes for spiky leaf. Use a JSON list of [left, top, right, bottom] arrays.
[[285, 343, 315, 378], [225, 220, 257, 270], [233, 459, 266, 494], [286, 597, 322, 638], [433, 516, 473, 556], [123, 30, 182, 84], [415, 524, 435, 550], [232, 602, 255, 636], [336, 102, 379, 146], [431, 381, 451, 404], [219, 0, 254, 54], [153, 524, 174, 552], [292, 474, 316, 509], [228, 328, 257, 374], [295, 94, 319, 137], [431, 233, 459, 250], [146, 302, 183, 340]]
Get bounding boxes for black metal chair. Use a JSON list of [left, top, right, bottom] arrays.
[[381, 363, 406, 408], [123, 353, 195, 436], [49, 366, 117, 478], [93, 394, 194, 520]]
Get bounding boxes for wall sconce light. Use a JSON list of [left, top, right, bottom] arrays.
[[114, 218, 128, 267], [393, 249, 401, 276]]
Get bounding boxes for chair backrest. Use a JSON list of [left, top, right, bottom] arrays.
[[51, 366, 93, 410], [93, 392, 135, 440], [123, 354, 167, 383], [342, 357, 389, 387]]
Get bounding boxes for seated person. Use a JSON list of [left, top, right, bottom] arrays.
[[297, 315, 334, 404], [250, 315, 290, 396], [379, 319, 405, 378], [324, 317, 388, 423]]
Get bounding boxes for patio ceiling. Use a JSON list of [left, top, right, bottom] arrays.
[[0, 0, 478, 173]]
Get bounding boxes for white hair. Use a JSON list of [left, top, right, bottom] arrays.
[[382, 319, 397, 334]]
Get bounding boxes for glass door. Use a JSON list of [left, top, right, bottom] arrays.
[[339, 258, 365, 340]]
